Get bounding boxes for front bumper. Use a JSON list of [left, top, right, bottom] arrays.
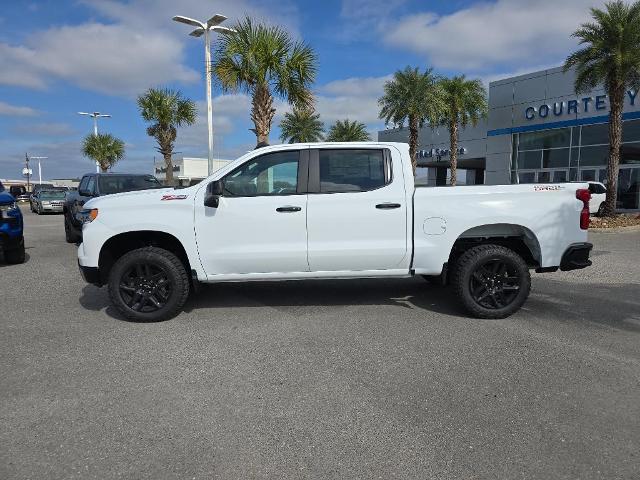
[[40, 204, 64, 212], [560, 242, 593, 271], [78, 260, 102, 286]]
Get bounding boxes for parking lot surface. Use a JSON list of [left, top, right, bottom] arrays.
[[1, 206, 639, 479]]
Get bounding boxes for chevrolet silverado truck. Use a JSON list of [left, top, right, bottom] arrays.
[[77, 142, 593, 321], [64, 173, 162, 243], [0, 180, 25, 264]]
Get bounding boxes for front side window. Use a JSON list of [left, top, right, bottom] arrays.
[[223, 151, 299, 197], [78, 176, 89, 192], [86, 176, 96, 194], [319, 149, 389, 193]]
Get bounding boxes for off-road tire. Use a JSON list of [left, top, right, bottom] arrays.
[[108, 247, 189, 322], [64, 215, 81, 243], [452, 244, 531, 319], [4, 238, 26, 264]]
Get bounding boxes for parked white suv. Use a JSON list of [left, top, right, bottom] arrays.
[[77, 142, 593, 321], [587, 181, 607, 215]]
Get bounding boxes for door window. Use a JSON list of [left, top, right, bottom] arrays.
[[86, 176, 96, 195], [78, 176, 89, 192], [223, 151, 299, 197], [318, 149, 389, 193]]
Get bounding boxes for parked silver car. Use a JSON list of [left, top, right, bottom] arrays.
[[31, 190, 66, 214]]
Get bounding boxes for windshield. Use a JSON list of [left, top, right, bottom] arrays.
[[98, 175, 162, 195], [40, 191, 66, 200]]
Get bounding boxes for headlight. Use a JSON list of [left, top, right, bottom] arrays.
[[80, 208, 99, 224], [0, 202, 18, 212]]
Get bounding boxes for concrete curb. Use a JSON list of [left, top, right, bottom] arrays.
[[590, 224, 640, 233]]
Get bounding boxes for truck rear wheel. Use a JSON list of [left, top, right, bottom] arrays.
[[108, 247, 189, 322], [452, 244, 531, 319]]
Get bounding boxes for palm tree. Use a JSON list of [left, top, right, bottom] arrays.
[[438, 76, 487, 186], [82, 133, 125, 172], [137, 88, 196, 186], [379, 66, 443, 174], [214, 17, 317, 148], [279, 108, 324, 143], [564, 1, 640, 216], [325, 119, 371, 142]]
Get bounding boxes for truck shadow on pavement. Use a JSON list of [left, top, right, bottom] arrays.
[[80, 276, 640, 331]]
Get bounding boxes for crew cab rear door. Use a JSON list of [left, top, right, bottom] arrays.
[[306, 147, 409, 273], [194, 148, 310, 277]]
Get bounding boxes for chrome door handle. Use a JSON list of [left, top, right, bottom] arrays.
[[276, 206, 302, 212], [376, 203, 401, 209]]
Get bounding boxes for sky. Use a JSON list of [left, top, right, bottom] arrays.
[[0, 0, 608, 180]]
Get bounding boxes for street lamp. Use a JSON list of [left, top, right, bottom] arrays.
[[173, 13, 234, 176], [78, 111, 111, 173]]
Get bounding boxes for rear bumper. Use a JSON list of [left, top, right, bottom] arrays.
[[560, 242, 593, 271]]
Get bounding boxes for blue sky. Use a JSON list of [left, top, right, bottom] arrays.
[[0, 0, 605, 180]]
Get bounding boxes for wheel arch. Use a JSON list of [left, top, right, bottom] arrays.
[[98, 230, 192, 285], [449, 223, 542, 269]]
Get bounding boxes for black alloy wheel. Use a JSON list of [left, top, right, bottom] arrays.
[[452, 244, 531, 319], [469, 258, 521, 309], [108, 247, 190, 321], [118, 262, 173, 313]]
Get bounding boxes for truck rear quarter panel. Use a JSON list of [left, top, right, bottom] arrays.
[[412, 183, 589, 275]]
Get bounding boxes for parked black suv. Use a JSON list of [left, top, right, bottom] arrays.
[[63, 173, 162, 243]]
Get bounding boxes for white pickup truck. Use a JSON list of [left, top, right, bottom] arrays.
[[77, 142, 593, 321]]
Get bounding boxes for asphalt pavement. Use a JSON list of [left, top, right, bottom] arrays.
[[1, 205, 639, 479]]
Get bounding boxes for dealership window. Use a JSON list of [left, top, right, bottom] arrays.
[[579, 145, 608, 166], [518, 128, 571, 150], [542, 148, 570, 168], [623, 119, 640, 143], [580, 123, 609, 146]]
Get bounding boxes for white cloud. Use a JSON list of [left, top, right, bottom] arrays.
[[384, 0, 607, 72], [315, 75, 390, 128], [12, 122, 76, 137], [0, 101, 38, 117], [0, 23, 199, 96]]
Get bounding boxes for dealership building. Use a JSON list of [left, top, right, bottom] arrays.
[[378, 65, 640, 211]]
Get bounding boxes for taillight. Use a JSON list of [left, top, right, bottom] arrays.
[[576, 188, 591, 230]]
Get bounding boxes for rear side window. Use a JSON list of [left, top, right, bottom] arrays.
[[318, 149, 390, 193]]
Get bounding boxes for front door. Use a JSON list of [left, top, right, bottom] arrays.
[[194, 149, 309, 277], [306, 147, 408, 273]]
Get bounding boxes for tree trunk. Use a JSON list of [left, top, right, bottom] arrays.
[[100, 164, 108, 173], [251, 84, 276, 148], [604, 86, 624, 217], [164, 152, 174, 187], [449, 120, 459, 186], [408, 115, 419, 176]]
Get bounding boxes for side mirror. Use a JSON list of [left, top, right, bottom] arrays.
[[78, 189, 92, 198], [204, 180, 223, 208]]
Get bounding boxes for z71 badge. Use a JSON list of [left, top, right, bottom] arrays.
[[161, 194, 189, 201], [534, 185, 564, 192]]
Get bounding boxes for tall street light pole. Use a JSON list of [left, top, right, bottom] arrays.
[[172, 14, 234, 176], [29, 156, 48, 185], [78, 111, 111, 173]]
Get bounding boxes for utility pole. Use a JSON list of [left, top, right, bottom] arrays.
[[24, 153, 30, 192]]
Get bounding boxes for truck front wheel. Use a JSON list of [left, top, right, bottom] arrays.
[[108, 247, 190, 322], [452, 244, 531, 319], [4, 237, 26, 264]]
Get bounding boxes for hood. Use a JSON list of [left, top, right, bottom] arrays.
[[0, 191, 16, 204], [84, 186, 195, 210]]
